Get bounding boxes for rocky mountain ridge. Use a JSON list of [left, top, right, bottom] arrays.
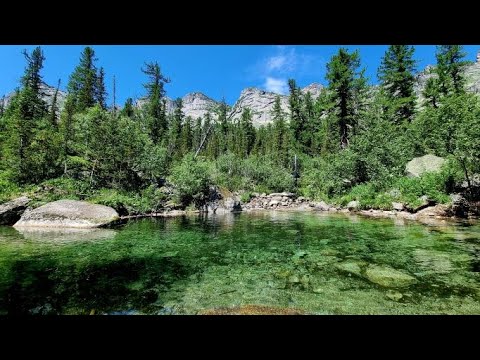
[[3, 56, 480, 127]]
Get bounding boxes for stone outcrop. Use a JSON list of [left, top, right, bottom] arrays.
[[228, 87, 290, 127], [0, 196, 30, 225], [415, 54, 480, 101], [14, 200, 119, 229], [228, 84, 323, 128], [405, 154, 445, 177], [3, 83, 66, 114], [137, 92, 219, 121]]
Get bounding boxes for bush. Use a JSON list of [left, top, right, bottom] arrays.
[[28, 178, 91, 207], [88, 186, 167, 215], [0, 171, 21, 202], [240, 191, 254, 203], [242, 156, 294, 193], [168, 153, 213, 208]]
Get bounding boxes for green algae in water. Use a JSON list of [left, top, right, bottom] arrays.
[[0, 212, 480, 315]]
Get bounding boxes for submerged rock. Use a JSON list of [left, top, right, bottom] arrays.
[[0, 196, 30, 225], [335, 261, 365, 277], [365, 264, 417, 288], [385, 290, 403, 301], [14, 199, 119, 229]]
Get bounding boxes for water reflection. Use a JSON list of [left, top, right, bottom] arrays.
[[14, 227, 117, 244]]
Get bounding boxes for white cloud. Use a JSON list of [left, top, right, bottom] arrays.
[[265, 47, 297, 73], [245, 45, 324, 93], [264, 77, 288, 94]]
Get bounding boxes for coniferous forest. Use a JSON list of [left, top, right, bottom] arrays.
[[1, 45, 479, 215]]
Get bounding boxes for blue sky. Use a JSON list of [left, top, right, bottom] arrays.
[[1, 45, 479, 106]]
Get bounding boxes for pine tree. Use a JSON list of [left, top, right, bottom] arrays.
[[0, 96, 5, 118], [169, 98, 184, 157], [59, 95, 76, 174], [216, 98, 229, 153], [67, 47, 98, 112], [19, 46, 48, 120], [288, 79, 305, 149], [121, 98, 135, 118], [377, 45, 417, 123], [49, 79, 61, 126], [238, 108, 255, 157], [423, 77, 441, 108], [436, 45, 467, 96], [326, 48, 367, 149], [180, 116, 193, 155], [95, 67, 107, 110], [271, 95, 289, 164], [3, 46, 54, 183], [142, 61, 170, 144]]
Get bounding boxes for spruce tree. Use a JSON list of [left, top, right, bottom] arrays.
[[436, 45, 467, 96], [95, 67, 107, 110], [288, 79, 305, 149], [238, 108, 255, 157], [49, 79, 61, 126], [271, 95, 289, 165], [423, 77, 441, 108], [326, 48, 366, 149], [142, 61, 170, 144], [121, 98, 135, 118], [67, 47, 98, 112], [169, 98, 184, 157], [377, 45, 417, 123]]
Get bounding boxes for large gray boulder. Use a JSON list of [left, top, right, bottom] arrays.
[[405, 154, 445, 177], [14, 200, 119, 229], [0, 196, 30, 225]]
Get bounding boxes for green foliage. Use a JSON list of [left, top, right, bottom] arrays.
[[168, 153, 213, 208], [326, 47, 367, 149], [67, 47, 98, 113], [435, 45, 467, 96], [142, 62, 170, 145], [240, 191, 254, 203], [88, 186, 166, 215], [0, 171, 21, 202], [242, 156, 294, 193], [378, 45, 417, 123], [1, 45, 477, 216]]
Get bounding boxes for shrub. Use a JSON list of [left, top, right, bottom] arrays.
[[168, 154, 213, 208]]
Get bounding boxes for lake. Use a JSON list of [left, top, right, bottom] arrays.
[[1, 211, 479, 315]]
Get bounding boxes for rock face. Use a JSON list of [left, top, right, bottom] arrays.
[[3, 83, 66, 114], [215, 196, 242, 214], [137, 92, 220, 121], [229, 84, 323, 128], [0, 196, 30, 225], [14, 200, 119, 229], [405, 154, 445, 177], [228, 87, 290, 128]]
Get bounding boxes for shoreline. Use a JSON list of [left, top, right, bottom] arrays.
[[117, 203, 478, 225]]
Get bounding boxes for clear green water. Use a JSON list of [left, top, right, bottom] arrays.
[[1, 211, 480, 315]]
